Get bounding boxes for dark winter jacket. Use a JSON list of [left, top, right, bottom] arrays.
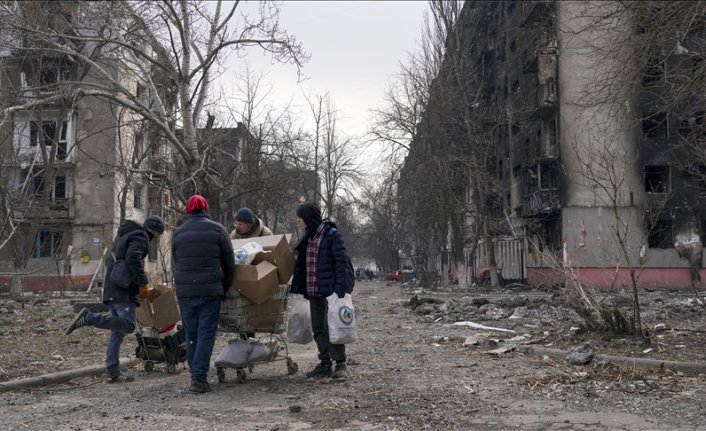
[[172, 212, 235, 299], [103, 220, 150, 305], [291, 219, 349, 298]]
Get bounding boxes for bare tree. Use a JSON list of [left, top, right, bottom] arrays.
[[0, 0, 307, 196], [303, 91, 360, 217], [0, 1, 306, 295], [357, 171, 403, 273]]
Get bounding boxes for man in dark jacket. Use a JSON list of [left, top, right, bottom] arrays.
[[290, 202, 350, 380], [172, 194, 235, 393], [65, 216, 165, 383]]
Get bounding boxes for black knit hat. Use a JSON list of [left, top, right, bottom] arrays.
[[296, 202, 322, 236], [235, 207, 255, 225], [143, 215, 165, 234]]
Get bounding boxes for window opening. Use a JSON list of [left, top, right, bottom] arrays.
[[642, 113, 668, 139], [645, 165, 669, 193], [648, 219, 673, 249], [33, 230, 63, 258], [54, 176, 66, 198], [134, 184, 143, 209]]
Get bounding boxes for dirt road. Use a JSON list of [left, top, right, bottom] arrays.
[[2, 281, 706, 430]]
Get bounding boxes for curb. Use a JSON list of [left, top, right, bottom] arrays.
[[0, 357, 140, 393], [516, 345, 706, 375]]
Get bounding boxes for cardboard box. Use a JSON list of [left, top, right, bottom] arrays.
[[232, 260, 279, 304], [135, 284, 181, 331], [232, 234, 295, 285]]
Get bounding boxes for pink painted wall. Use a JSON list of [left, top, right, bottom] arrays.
[[528, 267, 701, 290]]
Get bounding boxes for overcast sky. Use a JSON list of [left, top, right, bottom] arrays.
[[218, 1, 429, 143]]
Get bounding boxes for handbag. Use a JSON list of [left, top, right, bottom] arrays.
[[326, 293, 357, 344], [109, 252, 133, 289]]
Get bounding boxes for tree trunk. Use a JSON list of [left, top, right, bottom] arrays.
[[10, 273, 23, 298]]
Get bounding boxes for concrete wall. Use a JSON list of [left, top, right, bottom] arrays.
[[557, 1, 646, 268]]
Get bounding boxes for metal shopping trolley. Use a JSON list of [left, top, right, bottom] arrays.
[[134, 323, 187, 374], [215, 284, 298, 383]]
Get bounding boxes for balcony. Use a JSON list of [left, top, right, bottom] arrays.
[[521, 189, 560, 217], [14, 197, 73, 220], [529, 83, 558, 120]]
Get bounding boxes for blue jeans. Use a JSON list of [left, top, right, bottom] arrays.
[[85, 301, 136, 377], [178, 297, 221, 382]]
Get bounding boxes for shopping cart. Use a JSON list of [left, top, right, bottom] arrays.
[[134, 323, 187, 374], [215, 284, 298, 383]]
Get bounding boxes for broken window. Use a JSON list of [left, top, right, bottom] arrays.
[[539, 162, 558, 190], [134, 184, 143, 209], [645, 165, 669, 193], [648, 219, 673, 249], [33, 170, 45, 195], [33, 230, 63, 258], [642, 113, 668, 139], [22, 168, 68, 200], [148, 241, 158, 261], [30, 120, 68, 159], [512, 165, 521, 180], [54, 176, 66, 198], [641, 58, 664, 86]]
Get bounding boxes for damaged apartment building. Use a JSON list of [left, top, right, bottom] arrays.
[[400, 1, 706, 289], [0, 1, 174, 293]]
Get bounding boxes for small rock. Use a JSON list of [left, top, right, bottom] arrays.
[[464, 335, 482, 346], [471, 298, 489, 306], [654, 323, 668, 332], [289, 405, 302, 413], [509, 307, 527, 319], [565, 344, 595, 365]]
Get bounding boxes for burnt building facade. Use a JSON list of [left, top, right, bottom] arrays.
[[401, 1, 706, 289]]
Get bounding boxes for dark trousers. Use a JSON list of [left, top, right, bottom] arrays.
[[310, 296, 346, 364]]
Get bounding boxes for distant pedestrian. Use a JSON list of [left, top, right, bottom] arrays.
[[65, 216, 165, 383], [229, 207, 273, 239], [290, 202, 351, 379], [172, 194, 235, 393]]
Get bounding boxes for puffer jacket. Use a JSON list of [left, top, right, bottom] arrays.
[[290, 219, 349, 298], [172, 212, 235, 298], [103, 220, 150, 305]]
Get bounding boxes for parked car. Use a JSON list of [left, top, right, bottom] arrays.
[[385, 270, 402, 282]]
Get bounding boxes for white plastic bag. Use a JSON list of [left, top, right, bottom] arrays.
[[286, 294, 313, 344], [234, 241, 264, 265], [214, 339, 253, 368], [327, 293, 357, 344]]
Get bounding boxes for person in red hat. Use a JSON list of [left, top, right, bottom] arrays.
[[172, 194, 235, 393]]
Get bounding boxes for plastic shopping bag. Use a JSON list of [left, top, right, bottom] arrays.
[[286, 294, 313, 344], [327, 293, 357, 344], [234, 241, 264, 265]]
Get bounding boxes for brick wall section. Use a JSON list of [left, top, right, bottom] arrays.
[[0, 275, 93, 293]]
